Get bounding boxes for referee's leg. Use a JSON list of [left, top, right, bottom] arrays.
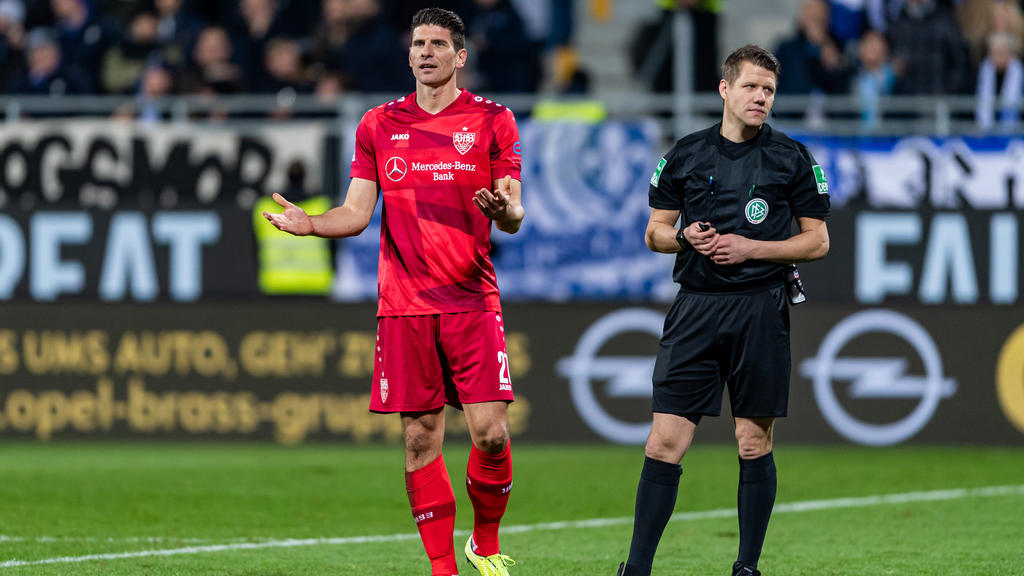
[[621, 413, 697, 576], [733, 417, 776, 575]]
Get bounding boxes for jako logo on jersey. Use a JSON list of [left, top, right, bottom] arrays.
[[379, 378, 389, 403], [745, 198, 769, 224], [385, 157, 407, 182], [453, 130, 475, 155], [390, 133, 409, 141]]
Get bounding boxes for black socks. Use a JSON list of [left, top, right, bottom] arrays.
[[624, 456, 682, 576], [736, 452, 777, 569]]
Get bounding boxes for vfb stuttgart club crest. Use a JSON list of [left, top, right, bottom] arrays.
[[379, 378, 389, 403], [745, 198, 769, 224], [453, 130, 475, 155]]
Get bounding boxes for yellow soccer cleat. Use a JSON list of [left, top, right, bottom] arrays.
[[465, 535, 516, 576]]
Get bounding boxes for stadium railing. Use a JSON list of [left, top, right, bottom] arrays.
[[0, 92, 1016, 138]]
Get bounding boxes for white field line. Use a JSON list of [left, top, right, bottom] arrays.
[[1, 484, 1022, 569], [0, 536, 257, 544]]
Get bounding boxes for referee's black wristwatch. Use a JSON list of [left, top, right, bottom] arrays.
[[675, 227, 689, 251]]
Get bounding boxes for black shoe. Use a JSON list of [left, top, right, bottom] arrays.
[[732, 561, 761, 576], [616, 562, 626, 576]]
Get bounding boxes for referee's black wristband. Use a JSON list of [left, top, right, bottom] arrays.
[[675, 227, 689, 251]]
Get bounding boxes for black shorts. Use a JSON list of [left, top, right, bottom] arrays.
[[652, 285, 791, 419]]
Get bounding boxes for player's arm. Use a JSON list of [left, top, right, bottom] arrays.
[[474, 175, 524, 234], [711, 217, 829, 265], [645, 208, 718, 255], [263, 177, 379, 238]]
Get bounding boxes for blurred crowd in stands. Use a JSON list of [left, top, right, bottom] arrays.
[[770, 0, 1023, 130], [0, 0, 1021, 130], [632, 0, 1021, 130], [0, 0, 568, 105], [764, 0, 1019, 130]]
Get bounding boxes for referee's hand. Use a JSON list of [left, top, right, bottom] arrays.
[[683, 221, 718, 256], [710, 233, 756, 265]]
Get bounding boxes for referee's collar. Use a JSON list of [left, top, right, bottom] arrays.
[[708, 122, 770, 156]]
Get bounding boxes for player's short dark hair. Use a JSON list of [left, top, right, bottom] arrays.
[[411, 8, 465, 52], [721, 45, 781, 84]]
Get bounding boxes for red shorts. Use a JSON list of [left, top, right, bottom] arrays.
[[369, 310, 515, 413]]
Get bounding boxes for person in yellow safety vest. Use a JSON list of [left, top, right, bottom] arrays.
[[252, 160, 334, 295], [531, 65, 607, 123]]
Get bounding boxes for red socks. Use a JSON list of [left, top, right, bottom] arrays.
[[465, 442, 513, 557], [406, 454, 458, 576], [405, 445, 514, 573]]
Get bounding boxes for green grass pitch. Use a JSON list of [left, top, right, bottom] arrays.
[[1, 442, 1022, 575]]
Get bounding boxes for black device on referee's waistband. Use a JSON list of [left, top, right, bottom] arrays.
[[785, 264, 806, 305]]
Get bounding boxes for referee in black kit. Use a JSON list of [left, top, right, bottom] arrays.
[[616, 45, 830, 576]]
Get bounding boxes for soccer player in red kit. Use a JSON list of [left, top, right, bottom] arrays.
[[262, 7, 522, 576]]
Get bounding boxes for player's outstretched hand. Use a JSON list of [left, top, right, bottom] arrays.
[[262, 193, 314, 236], [473, 175, 512, 221]]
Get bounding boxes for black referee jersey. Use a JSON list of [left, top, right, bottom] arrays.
[[649, 122, 831, 293]]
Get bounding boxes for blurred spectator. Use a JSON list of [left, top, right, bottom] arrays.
[[827, 0, 868, 49], [230, 0, 288, 88], [887, 0, 969, 94], [256, 36, 311, 95], [8, 26, 92, 94], [50, 0, 119, 92], [135, 58, 175, 123], [511, 0, 550, 46], [959, 0, 1024, 68], [384, 0, 465, 42], [467, 0, 540, 93], [101, 11, 160, 94], [775, 0, 851, 94], [332, 0, 409, 93], [976, 32, 1023, 130], [0, 0, 26, 88], [630, 0, 724, 94], [179, 25, 246, 94], [315, 67, 343, 102], [866, 0, 901, 31], [112, 57, 176, 124], [309, 0, 351, 71], [152, 0, 205, 67], [853, 29, 895, 131]]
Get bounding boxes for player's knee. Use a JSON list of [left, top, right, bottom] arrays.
[[644, 432, 685, 462], [738, 443, 771, 460], [735, 432, 772, 459], [471, 425, 508, 453], [405, 428, 441, 458]]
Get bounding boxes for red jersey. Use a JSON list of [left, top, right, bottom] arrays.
[[350, 90, 522, 317]]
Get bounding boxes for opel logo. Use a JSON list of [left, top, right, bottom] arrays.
[[385, 157, 407, 182], [800, 309, 957, 446], [557, 308, 663, 444]]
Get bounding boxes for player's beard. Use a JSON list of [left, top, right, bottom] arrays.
[[419, 68, 455, 89]]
